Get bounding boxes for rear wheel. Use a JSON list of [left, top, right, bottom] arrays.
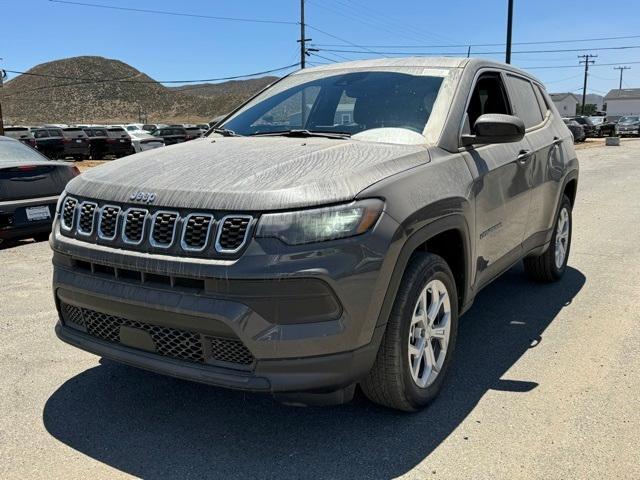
[[361, 253, 458, 412], [524, 195, 572, 282]]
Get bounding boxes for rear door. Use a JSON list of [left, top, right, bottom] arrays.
[[460, 70, 532, 289], [505, 77, 566, 247]]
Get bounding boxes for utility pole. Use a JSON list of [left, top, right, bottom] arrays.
[[579, 54, 597, 115], [614, 66, 631, 90], [0, 65, 5, 136], [298, 0, 307, 68], [505, 0, 514, 64]]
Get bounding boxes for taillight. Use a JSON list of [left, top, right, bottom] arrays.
[[63, 138, 72, 143], [71, 166, 81, 177], [17, 165, 37, 171]]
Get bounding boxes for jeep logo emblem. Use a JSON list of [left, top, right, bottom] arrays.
[[130, 191, 157, 204]]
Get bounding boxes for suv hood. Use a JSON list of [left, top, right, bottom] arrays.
[[65, 136, 429, 211]]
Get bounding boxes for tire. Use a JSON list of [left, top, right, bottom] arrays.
[[33, 232, 50, 242], [523, 194, 572, 282], [361, 252, 459, 412]]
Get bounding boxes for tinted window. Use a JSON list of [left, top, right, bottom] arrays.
[[49, 129, 63, 137], [533, 84, 550, 117], [224, 71, 444, 136], [0, 140, 46, 163], [466, 73, 511, 131], [33, 130, 49, 138], [93, 129, 107, 136], [62, 128, 87, 138], [506, 75, 544, 128]]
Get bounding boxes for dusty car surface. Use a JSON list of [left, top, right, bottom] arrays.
[[50, 57, 578, 411], [0, 136, 79, 242]]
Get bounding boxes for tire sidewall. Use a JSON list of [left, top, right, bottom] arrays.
[[399, 259, 459, 409]]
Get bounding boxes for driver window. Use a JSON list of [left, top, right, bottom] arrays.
[[466, 73, 511, 133]]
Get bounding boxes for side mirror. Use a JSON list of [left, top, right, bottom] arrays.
[[462, 113, 525, 146]]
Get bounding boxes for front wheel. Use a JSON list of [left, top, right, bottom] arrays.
[[361, 253, 458, 412], [523, 195, 572, 282]]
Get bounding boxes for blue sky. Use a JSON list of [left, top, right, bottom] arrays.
[[3, 0, 640, 96]]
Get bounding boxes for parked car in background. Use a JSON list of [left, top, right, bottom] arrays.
[[569, 116, 598, 138], [32, 128, 65, 159], [196, 123, 210, 133], [52, 57, 579, 411], [0, 136, 79, 243], [82, 127, 109, 159], [588, 116, 616, 137], [151, 126, 187, 145], [615, 116, 640, 137], [562, 118, 586, 143], [61, 127, 90, 160], [184, 126, 204, 141], [141, 124, 166, 133], [128, 129, 165, 153], [125, 124, 144, 132], [4, 127, 37, 149], [105, 127, 134, 158]]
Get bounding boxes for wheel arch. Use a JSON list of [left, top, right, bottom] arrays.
[[375, 214, 472, 328]]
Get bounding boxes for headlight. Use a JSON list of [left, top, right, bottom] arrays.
[[256, 199, 384, 245]]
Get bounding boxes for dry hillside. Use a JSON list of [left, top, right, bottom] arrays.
[[2, 56, 277, 125]]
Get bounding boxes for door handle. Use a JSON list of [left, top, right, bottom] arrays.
[[517, 149, 532, 163], [552, 136, 563, 146]]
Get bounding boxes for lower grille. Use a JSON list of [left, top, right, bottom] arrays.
[[60, 303, 254, 368]]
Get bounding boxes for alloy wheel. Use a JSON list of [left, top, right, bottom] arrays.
[[554, 207, 570, 269], [408, 279, 451, 388]]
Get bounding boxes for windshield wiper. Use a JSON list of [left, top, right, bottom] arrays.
[[249, 129, 351, 139], [210, 127, 240, 137]]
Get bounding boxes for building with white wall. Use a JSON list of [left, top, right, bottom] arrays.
[[604, 89, 640, 119], [550, 93, 579, 117]]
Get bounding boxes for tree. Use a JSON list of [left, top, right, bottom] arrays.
[[578, 103, 597, 116]]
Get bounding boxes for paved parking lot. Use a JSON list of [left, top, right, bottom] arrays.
[[1, 140, 639, 479]]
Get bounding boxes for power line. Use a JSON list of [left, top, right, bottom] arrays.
[[316, 43, 640, 56], [47, 0, 298, 25], [3, 63, 301, 86], [305, 24, 382, 57], [525, 60, 640, 69], [2, 63, 301, 97], [312, 33, 640, 49]]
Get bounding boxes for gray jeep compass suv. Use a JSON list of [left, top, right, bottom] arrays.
[[51, 58, 578, 411]]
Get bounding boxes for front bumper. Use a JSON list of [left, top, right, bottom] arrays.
[[51, 211, 403, 396]]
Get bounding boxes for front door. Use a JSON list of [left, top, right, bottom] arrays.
[[460, 71, 532, 289]]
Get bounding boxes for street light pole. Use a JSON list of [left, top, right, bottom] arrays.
[[505, 0, 514, 64]]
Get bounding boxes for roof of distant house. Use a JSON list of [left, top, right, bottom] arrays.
[[549, 93, 580, 102], [605, 88, 640, 100]]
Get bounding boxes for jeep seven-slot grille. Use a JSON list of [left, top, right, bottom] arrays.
[[99, 206, 120, 239], [182, 215, 212, 250], [152, 212, 178, 246], [59, 197, 253, 257], [60, 303, 255, 367], [62, 198, 77, 229], [123, 209, 147, 243], [218, 216, 251, 251], [78, 203, 97, 234]]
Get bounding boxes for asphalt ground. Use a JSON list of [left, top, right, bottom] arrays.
[[1, 139, 639, 479]]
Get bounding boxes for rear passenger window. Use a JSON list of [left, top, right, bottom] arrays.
[[506, 75, 544, 128]]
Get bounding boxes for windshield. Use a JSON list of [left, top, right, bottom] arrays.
[[619, 116, 640, 123], [222, 71, 444, 138], [589, 117, 604, 125]]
